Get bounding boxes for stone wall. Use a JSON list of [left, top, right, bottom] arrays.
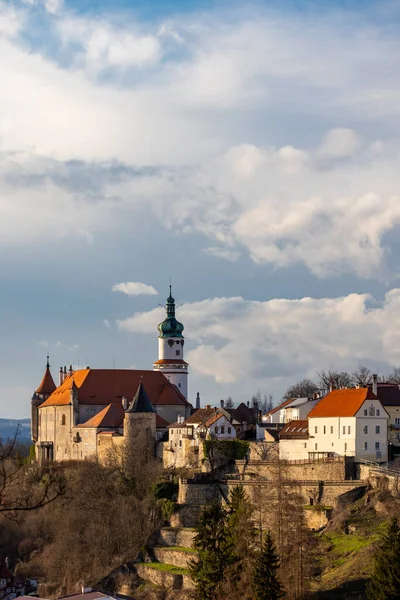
[[236, 458, 350, 481]]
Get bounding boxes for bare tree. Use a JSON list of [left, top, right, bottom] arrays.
[[388, 368, 400, 385], [0, 430, 65, 520], [352, 365, 372, 387], [317, 369, 353, 391], [224, 397, 234, 410], [283, 379, 319, 400], [251, 390, 274, 413]]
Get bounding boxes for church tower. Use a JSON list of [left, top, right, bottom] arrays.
[[153, 287, 188, 399]]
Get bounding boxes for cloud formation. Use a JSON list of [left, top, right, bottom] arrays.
[[112, 282, 159, 296], [117, 290, 400, 389]]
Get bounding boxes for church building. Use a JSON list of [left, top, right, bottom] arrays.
[[31, 288, 193, 463]]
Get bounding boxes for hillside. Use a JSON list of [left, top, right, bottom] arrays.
[[0, 418, 31, 442]]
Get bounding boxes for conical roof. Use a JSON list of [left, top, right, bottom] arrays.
[[127, 382, 156, 413], [36, 356, 56, 396]]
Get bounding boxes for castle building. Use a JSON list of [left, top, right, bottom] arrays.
[[31, 289, 193, 463]]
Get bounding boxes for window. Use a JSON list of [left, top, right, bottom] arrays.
[[348, 426, 351, 435], [178, 383, 181, 388], [377, 410, 380, 416], [363, 442, 368, 450], [315, 443, 318, 450], [176, 350, 180, 356], [344, 443, 347, 452], [61, 414, 66, 425], [332, 442, 334, 447], [376, 425, 380, 434], [315, 426, 318, 434], [369, 406, 375, 416], [364, 409, 368, 416], [179, 440, 182, 447], [375, 442, 380, 450], [304, 443, 307, 448], [363, 426, 368, 434], [323, 426, 326, 434], [221, 426, 225, 434], [228, 427, 232, 434], [343, 425, 346, 435], [396, 418, 400, 425], [215, 427, 219, 434], [331, 426, 334, 434]]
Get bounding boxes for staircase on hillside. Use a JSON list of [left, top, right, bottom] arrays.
[[135, 527, 196, 596]]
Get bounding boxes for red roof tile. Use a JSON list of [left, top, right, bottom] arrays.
[[279, 420, 309, 438], [156, 413, 169, 428], [40, 369, 192, 410], [153, 359, 188, 366], [308, 388, 378, 418], [79, 403, 124, 428], [36, 366, 56, 395]]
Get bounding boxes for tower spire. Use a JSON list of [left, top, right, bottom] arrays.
[[46, 353, 50, 369]]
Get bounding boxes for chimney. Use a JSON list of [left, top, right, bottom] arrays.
[[122, 396, 128, 410], [258, 410, 262, 423], [220, 399, 225, 408], [63, 366, 67, 381], [196, 392, 200, 410], [59, 367, 63, 386], [247, 401, 250, 408], [205, 405, 210, 410], [372, 373, 378, 396], [69, 364, 73, 377]]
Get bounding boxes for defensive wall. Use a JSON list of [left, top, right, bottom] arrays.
[[235, 456, 356, 482]]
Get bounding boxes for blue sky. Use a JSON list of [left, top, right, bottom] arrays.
[[1, 0, 400, 417]]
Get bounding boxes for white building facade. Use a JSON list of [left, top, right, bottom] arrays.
[[308, 388, 389, 463]]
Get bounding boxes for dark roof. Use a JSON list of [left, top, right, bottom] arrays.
[[260, 427, 280, 441], [156, 413, 169, 428], [183, 407, 215, 425], [58, 592, 115, 600], [127, 382, 156, 413], [279, 420, 309, 439], [368, 383, 400, 407], [228, 402, 257, 424]]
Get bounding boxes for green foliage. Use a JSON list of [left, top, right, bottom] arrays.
[[190, 498, 233, 600], [160, 499, 177, 522], [367, 517, 400, 600], [203, 439, 250, 460], [161, 546, 196, 554], [252, 530, 285, 600], [152, 479, 178, 501]]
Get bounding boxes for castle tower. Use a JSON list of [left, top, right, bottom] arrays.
[[153, 286, 188, 399], [31, 355, 56, 442], [124, 381, 156, 458]]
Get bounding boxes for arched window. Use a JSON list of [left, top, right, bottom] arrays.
[[61, 414, 66, 425]]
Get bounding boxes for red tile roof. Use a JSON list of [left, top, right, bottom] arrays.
[[40, 369, 192, 410], [279, 420, 309, 438], [307, 388, 378, 418], [79, 403, 124, 428], [156, 413, 169, 428], [36, 366, 56, 395], [205, 413, 225, 427], [183, 407, 215, 425]]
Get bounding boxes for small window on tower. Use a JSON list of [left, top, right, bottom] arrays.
[[176, 350, 180, 356], [61, 414, 66, 426], [168, 340, 174, 347]]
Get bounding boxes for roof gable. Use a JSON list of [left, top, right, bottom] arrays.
[[308, 388, 378, 418], [79, 403, 124, 429]]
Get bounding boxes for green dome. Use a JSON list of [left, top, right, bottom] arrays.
[[158, 288, 184, 339]]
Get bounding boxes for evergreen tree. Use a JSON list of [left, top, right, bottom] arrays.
[[367, 517, 400, 600], [253, 530, 285, 600], [189, 498, 232, 600]]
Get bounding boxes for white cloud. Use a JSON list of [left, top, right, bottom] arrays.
[[117, 290, 400, 391], [22, 0, 63, 14], [1, 3, 400, 280], [112, 281, 159, 296], [204, 247, 241, 262], [318, 128, 361, 158]]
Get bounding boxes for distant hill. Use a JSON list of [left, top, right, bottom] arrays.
[[0, 418, 31, 442]]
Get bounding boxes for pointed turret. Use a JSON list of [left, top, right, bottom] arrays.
[[35, 355, 56, 397], [124, 381, 156, 457], [127, 381, 156, 413]]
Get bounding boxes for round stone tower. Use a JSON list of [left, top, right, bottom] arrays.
[[153, 286, 188, 399]]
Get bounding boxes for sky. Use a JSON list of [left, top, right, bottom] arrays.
[[2, 0, 400, 417]]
